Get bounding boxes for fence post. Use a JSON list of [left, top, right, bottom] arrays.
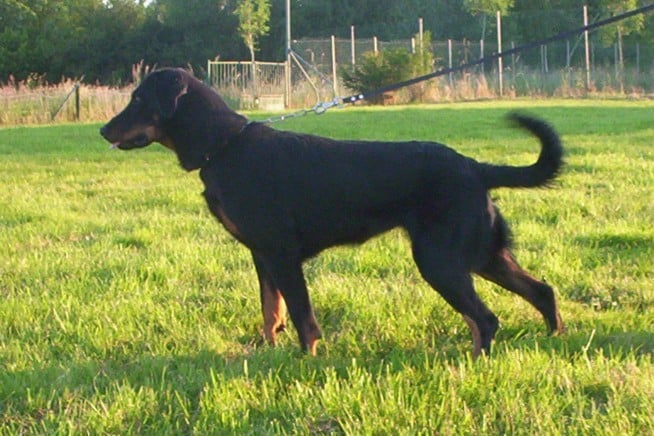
[[51, 82, 81, 121], [74, 82, 80, 121], [511, 41, 516, 83], [418, 17, 423, 52], [285, 0, 292, 107], [496, 11, 503, 97], [480, 39, 484, 75], [331, 35, 338, 96], [583, 5, 591, 91], [351, 25, 356, 65], [448, 39, 453, 89]]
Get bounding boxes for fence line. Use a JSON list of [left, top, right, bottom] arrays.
[[293, 36, 652, 81], [0, 83, 131, 125], [5, 8, 654, 121], [288, 34, 654, 104]]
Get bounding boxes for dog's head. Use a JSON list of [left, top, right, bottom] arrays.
[[100, 68, 189, 150]]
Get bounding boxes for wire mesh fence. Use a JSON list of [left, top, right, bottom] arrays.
[[291, 36, 654, 103], [0, 80, 131, 125]]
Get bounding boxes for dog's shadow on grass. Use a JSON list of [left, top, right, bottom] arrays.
[[495, 323, 654, 359], [4, 318, 652, 425]]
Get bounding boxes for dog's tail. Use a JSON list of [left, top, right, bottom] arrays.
[[478, 114, 564, 189]]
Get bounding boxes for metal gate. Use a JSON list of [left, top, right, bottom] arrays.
[[207, 61, 287, 110]]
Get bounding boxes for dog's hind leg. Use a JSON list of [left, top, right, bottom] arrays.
[[257, 254, 322, 355], [253, 254, 287, 346], [410, 233, 499, 358], [479, 248, 565, 334]]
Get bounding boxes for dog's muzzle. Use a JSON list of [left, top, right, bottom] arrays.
[[100, 125, 150, 150]]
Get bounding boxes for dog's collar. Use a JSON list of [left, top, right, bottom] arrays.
[[200, 120, 254, 168], [225, 119, 255, 147], [236, 120, 255, 135]]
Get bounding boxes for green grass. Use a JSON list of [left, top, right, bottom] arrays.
[[1, 100, 652, 433]]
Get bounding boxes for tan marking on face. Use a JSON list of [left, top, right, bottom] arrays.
[[144, 125, 163, 142], [112, 123, 149, 144]]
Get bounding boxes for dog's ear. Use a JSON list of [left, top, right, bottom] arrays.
[[154, 69, 188, 119]]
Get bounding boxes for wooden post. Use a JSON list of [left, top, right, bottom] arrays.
[[614, 43, 618, 81], [496, 11, 503, 97], [74, 83, 80, 121], [511, 41, 516, 83], [285, 0, 292, 107], [418, 17, 424, 52], [373, 36, 378, 54], [448, 39, 453, 88], [331, 35, 338, 96], [351, 25, 356, 65], [584, 5, 591, 91]]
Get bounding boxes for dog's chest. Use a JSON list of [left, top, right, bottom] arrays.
[[203, 189, 243, 241]]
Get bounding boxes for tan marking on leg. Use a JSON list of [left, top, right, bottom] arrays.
[[307, 337, 319, 357], [463, 315, 483, 359], [304, 313, 322, 357], [262, 289, 287, 346], [552, 310, 566, 335]]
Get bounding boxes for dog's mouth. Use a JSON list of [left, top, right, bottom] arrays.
[[108, 133, 151, 150]]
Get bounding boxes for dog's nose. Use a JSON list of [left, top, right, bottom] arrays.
[[99, 125, 107, 138]]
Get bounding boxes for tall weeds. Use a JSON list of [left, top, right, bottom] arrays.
[[0, 77, 131, 125], [1, 66, 651, 126]]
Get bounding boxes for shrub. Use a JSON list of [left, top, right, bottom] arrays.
[[340, 32, 435, 104]]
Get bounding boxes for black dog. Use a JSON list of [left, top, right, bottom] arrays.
[[101, 68, 565, 357]]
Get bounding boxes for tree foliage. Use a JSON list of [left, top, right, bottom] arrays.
[[0, 0, 652, 84], [235, 0, 271, 63], [596, 0, 644, 45], [464, 0, 515, 40]]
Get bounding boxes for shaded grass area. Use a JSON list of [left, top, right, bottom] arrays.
[[0, 100, 652, 433]]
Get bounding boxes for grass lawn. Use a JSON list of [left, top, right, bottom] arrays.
[[0, 100, 652, 433]]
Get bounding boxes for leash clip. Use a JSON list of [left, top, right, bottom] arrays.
[[312, 97, 342, 115]]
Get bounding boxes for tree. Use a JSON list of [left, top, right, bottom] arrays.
[[234, 0, 271, 63], [595, 0, 644, 60], [596, 0, 644, 92], [463, 0, 515, 41], [142, 0, 242, 75]]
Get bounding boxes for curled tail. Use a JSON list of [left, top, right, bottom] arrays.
[[479, 113, 564, 189]]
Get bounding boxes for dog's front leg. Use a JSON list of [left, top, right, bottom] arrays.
[[253, 253, 287, 346], [255, 253, 322, 356]]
